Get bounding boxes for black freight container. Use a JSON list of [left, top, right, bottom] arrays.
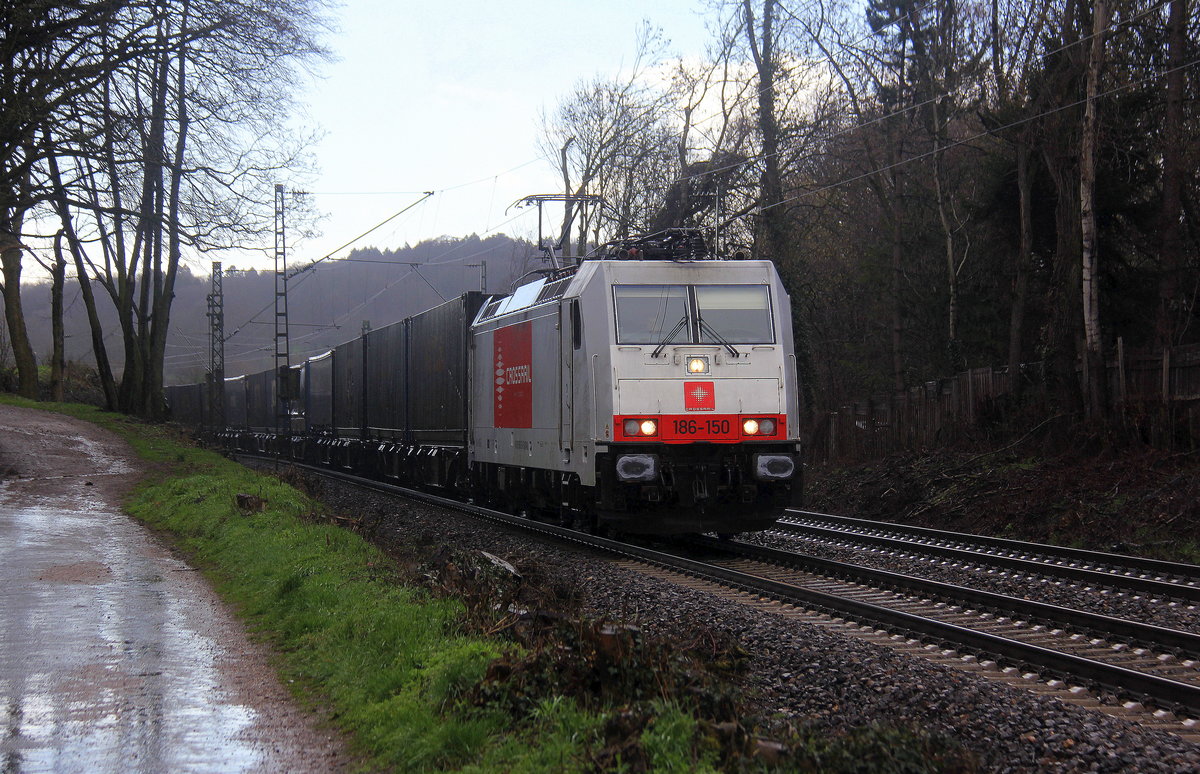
[[364, 320, 407, 439], [407, 292, 484, 445], [287, 363, 305, 432], [166, 383, 206, 427], [332, 338, 364, 438], [245, 368, 276, 430], [305, 351, 333, 431], [224, 375, 248, 427]]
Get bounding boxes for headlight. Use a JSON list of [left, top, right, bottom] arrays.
[[742, 417, 778, 436], [622, 418, 658, 437], [686, 356, 709, 374]]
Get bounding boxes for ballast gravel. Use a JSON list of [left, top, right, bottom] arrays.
[[306, 476, 1200, 773]]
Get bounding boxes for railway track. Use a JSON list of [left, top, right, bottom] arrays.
[[776, 510, 1200, 604], [680, 536, 1200, 731], [245, 457, 1200, 740]]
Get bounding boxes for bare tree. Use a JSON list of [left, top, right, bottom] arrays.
[[44, 0, 330, 416], [658, 17, 761, 247], [1, 0, 148, 399], [539, 24, 676, 249]]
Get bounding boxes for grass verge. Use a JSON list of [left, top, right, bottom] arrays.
[[2, 396, 976, 772]]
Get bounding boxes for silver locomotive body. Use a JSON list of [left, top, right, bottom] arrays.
[[469, 256, 801, 533]]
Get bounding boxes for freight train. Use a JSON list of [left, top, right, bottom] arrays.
[[167, 230, 803, 534]]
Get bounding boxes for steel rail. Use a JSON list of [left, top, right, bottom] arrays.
[[778, 512, 1200, 602], [691, 536, 1200, 657], [240, 456, 1200, 716], [785, 509, 1200, 583]]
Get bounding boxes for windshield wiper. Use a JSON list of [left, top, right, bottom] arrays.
[[698, 317, 740, 358], [651, 315, 689, 358]]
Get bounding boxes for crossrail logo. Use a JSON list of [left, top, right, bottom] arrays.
[[494, 321, 533, 427], [683, 381, 715, 411]]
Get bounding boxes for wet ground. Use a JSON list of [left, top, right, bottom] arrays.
[[0, 405, 351, 773]]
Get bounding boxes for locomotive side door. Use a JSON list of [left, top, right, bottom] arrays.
[[559, 299, 576, 456]]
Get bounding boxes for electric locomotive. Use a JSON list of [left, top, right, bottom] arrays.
[[469, 229, 801, 533]]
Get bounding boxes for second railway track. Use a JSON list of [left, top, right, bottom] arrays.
[[678, 535, 1200, 733], [774, 510, 1200, 603]]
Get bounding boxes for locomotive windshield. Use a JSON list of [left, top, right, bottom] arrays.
[[614, 284, 774, 345], [695, 285, 774, 344], [613, 285, 690, 344]]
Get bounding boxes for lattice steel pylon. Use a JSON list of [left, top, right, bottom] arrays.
[[274, 183, 291, 439], [207, 261, 225, 430]]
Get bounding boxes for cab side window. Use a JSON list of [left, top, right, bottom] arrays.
[[571, 299, 582, 350]]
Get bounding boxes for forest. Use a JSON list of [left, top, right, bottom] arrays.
[[2, 0, 1197, 426], [539, 0, 1198, 421]]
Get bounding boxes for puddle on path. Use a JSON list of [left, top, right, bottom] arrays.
[[0, 498, 262, 774], [0, 405, 347, 773]]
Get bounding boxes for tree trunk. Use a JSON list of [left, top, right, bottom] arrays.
[[559, 138, 574, 256], [46, 140, 119, 410], [891, 213, 904, 391], [148, 0, 191, 421], [1007, 140, 1033, 396], [124, 21, 170, 416], [0, 223, 38, 399], [744, 0, 786, 261], [67, 236, 119, 411], [902, 1, 962, 372], [743, 0, 815, 411], [1155, 0, 1186, 348], [933, 128, 961, 371], [1080, 0, 1108, 419], [1043, 150, 1084, 414], [50, 235, 66, 402]]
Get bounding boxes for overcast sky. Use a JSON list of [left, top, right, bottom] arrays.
[[257, 0, 715, 274]]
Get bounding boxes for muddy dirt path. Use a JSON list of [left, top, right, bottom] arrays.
[[0, 404, 352, 773]]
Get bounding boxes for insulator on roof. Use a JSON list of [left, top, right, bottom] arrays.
[[601, 228, 713, 261]]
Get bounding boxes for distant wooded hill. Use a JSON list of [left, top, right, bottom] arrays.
[[20, 234, 540, 385]]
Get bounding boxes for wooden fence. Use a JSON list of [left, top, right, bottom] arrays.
[[804, 341, 1200, 466]]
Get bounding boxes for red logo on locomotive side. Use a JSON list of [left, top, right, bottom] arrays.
[[683, 381, 715, 411], [494, 322, 533, 428]]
